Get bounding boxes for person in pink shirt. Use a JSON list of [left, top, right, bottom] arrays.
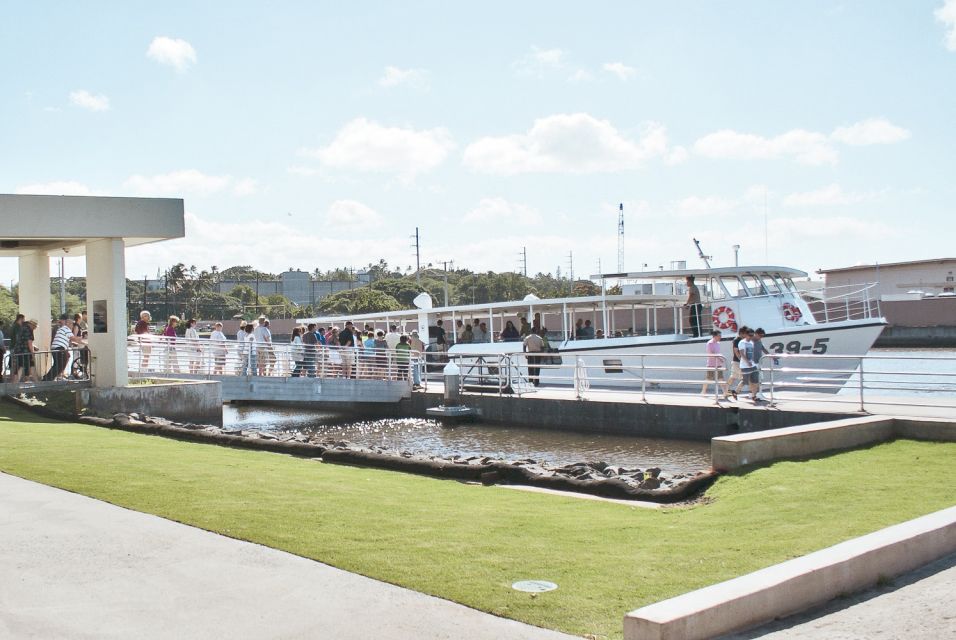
[[701, 329, 726, 396], [163, 315, 180, 373]]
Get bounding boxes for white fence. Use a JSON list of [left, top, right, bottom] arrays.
[[127, 335, 423, 386]]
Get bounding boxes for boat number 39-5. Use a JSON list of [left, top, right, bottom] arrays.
[[767, 337, 829, 354]]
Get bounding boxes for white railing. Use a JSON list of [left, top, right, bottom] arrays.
[[442, 350, 729, 403], [761, 353, 956, 412], [805, 282, 882, 323], [127, 335, 424, 387], [1, 346, 93, 388]]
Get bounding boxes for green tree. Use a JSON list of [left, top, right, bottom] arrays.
[[318, 289, 402, 315]]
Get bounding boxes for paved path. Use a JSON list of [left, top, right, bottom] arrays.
[[0, 473, 575, 640], [723, 552, 956, 639]]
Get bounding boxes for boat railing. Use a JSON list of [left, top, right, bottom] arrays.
[[803, 282, 882, 323], [760, 353, 956, 412], [127, 335, 423, 387]]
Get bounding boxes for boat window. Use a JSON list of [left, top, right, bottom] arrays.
[[760, 274, 782, 295], [782, 277, 798, 292], [741, 274, 766, 296], [708, 277, 726, 300], [721, 276, 748, 298]]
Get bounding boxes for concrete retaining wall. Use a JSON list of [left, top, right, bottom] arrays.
[[78, 380, 222, 425], [623, 505, 956, 640], [399, 393, 846, 441], [712, 416, 956, 471]]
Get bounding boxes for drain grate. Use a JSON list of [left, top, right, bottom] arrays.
[[512, 580, 558, 593]]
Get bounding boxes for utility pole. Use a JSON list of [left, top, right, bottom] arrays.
[[143, 275, 147, 311], [518, 246, 527, 277], [567, 251, 574, 295], [411, 227, 421, 286], [441, 260, 451, 306], [617, 202, 624, 273]]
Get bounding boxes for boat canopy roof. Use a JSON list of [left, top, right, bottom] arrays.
[[591, 265, 808, 280], [300, 293, 677, 325]]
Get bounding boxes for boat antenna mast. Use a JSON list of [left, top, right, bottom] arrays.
[[692, 238, 713, 269]]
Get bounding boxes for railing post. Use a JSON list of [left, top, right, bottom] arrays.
[[858, 358, 865, 412], [640, 355, 646, 402], [768, 355, 775, 407]]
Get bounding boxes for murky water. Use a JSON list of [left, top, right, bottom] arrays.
[[222, 405, 712, 474]]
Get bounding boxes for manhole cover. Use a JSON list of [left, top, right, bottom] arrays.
[[512, 580, 558, 593]]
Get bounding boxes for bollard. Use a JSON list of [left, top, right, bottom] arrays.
[[443, 362, 461, 406]]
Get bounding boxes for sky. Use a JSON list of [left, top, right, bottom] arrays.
[[2, 1, 955, 287]]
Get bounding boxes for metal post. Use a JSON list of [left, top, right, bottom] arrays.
[[768, 356, 775, 407], [858, 358, 865, 412], [640, 355, 647, 402]]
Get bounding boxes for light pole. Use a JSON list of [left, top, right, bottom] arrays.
[[733, 245, 740, 267]]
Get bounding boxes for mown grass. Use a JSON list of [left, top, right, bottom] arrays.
[[1, 403, 954, 639]]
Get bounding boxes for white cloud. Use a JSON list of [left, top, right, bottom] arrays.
[[69, 90, 110, 112], [936, 0, 956, 50], [379, 66, 428, 88], [325, 199, 384, 227], [567, 68, 593, 83], [673, 195, 736, 217], [830, 117, 910, 145], [513, 46, 565, 75], [232, 178, 260, 197], [123, 170, 233, 196], [14, 180, 100, 196], [462, 197, 542, 226], [693, 128, 837, 165], [782, 184, 880, 207], [463, 113, 669, 175], [146, 36, 197, 71], [602, 62, 637, 80], [300, 118, 454, 178], [665, 145, 689, 166]]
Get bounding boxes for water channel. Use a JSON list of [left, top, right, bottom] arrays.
[[222, 405, 713, 475]]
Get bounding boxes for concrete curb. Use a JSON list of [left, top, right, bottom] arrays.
[[623, 504, 956, 640]]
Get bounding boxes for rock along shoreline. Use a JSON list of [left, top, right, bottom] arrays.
[[73, 411, 717, 504]]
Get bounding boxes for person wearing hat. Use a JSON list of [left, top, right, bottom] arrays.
[[43, 313, 81, 381], [12, 318, 38, 383]]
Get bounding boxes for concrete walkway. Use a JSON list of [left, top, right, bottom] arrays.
[[0, 473, 575, 640], [723, 552, 956, 639]]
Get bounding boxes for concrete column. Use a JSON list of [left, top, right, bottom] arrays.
[[18, 252, 51, 351], [85, 238, 128, 387]]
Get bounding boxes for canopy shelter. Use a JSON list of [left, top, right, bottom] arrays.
[[0, 194, 185, 386]]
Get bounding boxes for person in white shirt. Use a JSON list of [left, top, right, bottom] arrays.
[[43, 314, 80, 381], [185, 318, 202, 374], [209, 322, 227, 375], [253, 316, 272, 375], [472, 322, 489, 343], [737, 329, 761, 402], [385, 325, 401, 350]]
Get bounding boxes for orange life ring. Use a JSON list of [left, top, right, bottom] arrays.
[[782, 302, 802, 322], [712, 306, 737, 331]]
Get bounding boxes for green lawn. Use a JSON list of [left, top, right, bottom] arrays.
[[1, 403, 954, 640]]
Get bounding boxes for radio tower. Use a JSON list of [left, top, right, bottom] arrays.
[[617, 203, 624, 272]]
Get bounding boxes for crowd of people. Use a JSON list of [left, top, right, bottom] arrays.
[[132, 313, 426, 387], [0, 313, 89, 383], [700, 325, 769, 402]]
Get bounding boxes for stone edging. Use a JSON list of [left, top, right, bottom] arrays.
[[623, 504, 956, 640]]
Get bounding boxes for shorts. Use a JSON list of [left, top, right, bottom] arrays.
[[705, 369, 725, 381], [742, 369, 760, 384]]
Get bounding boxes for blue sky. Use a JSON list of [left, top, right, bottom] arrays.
[[2, 1, 955, 286]]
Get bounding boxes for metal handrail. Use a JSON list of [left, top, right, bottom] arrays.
[[127, 334, 423, 387], [2, 346, 93, 386], [760, 353, 956, 412]]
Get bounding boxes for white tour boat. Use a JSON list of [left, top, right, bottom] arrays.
[[301, 263, 886, 391]]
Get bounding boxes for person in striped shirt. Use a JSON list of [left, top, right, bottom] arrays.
[[43, 314, 81, 381]]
